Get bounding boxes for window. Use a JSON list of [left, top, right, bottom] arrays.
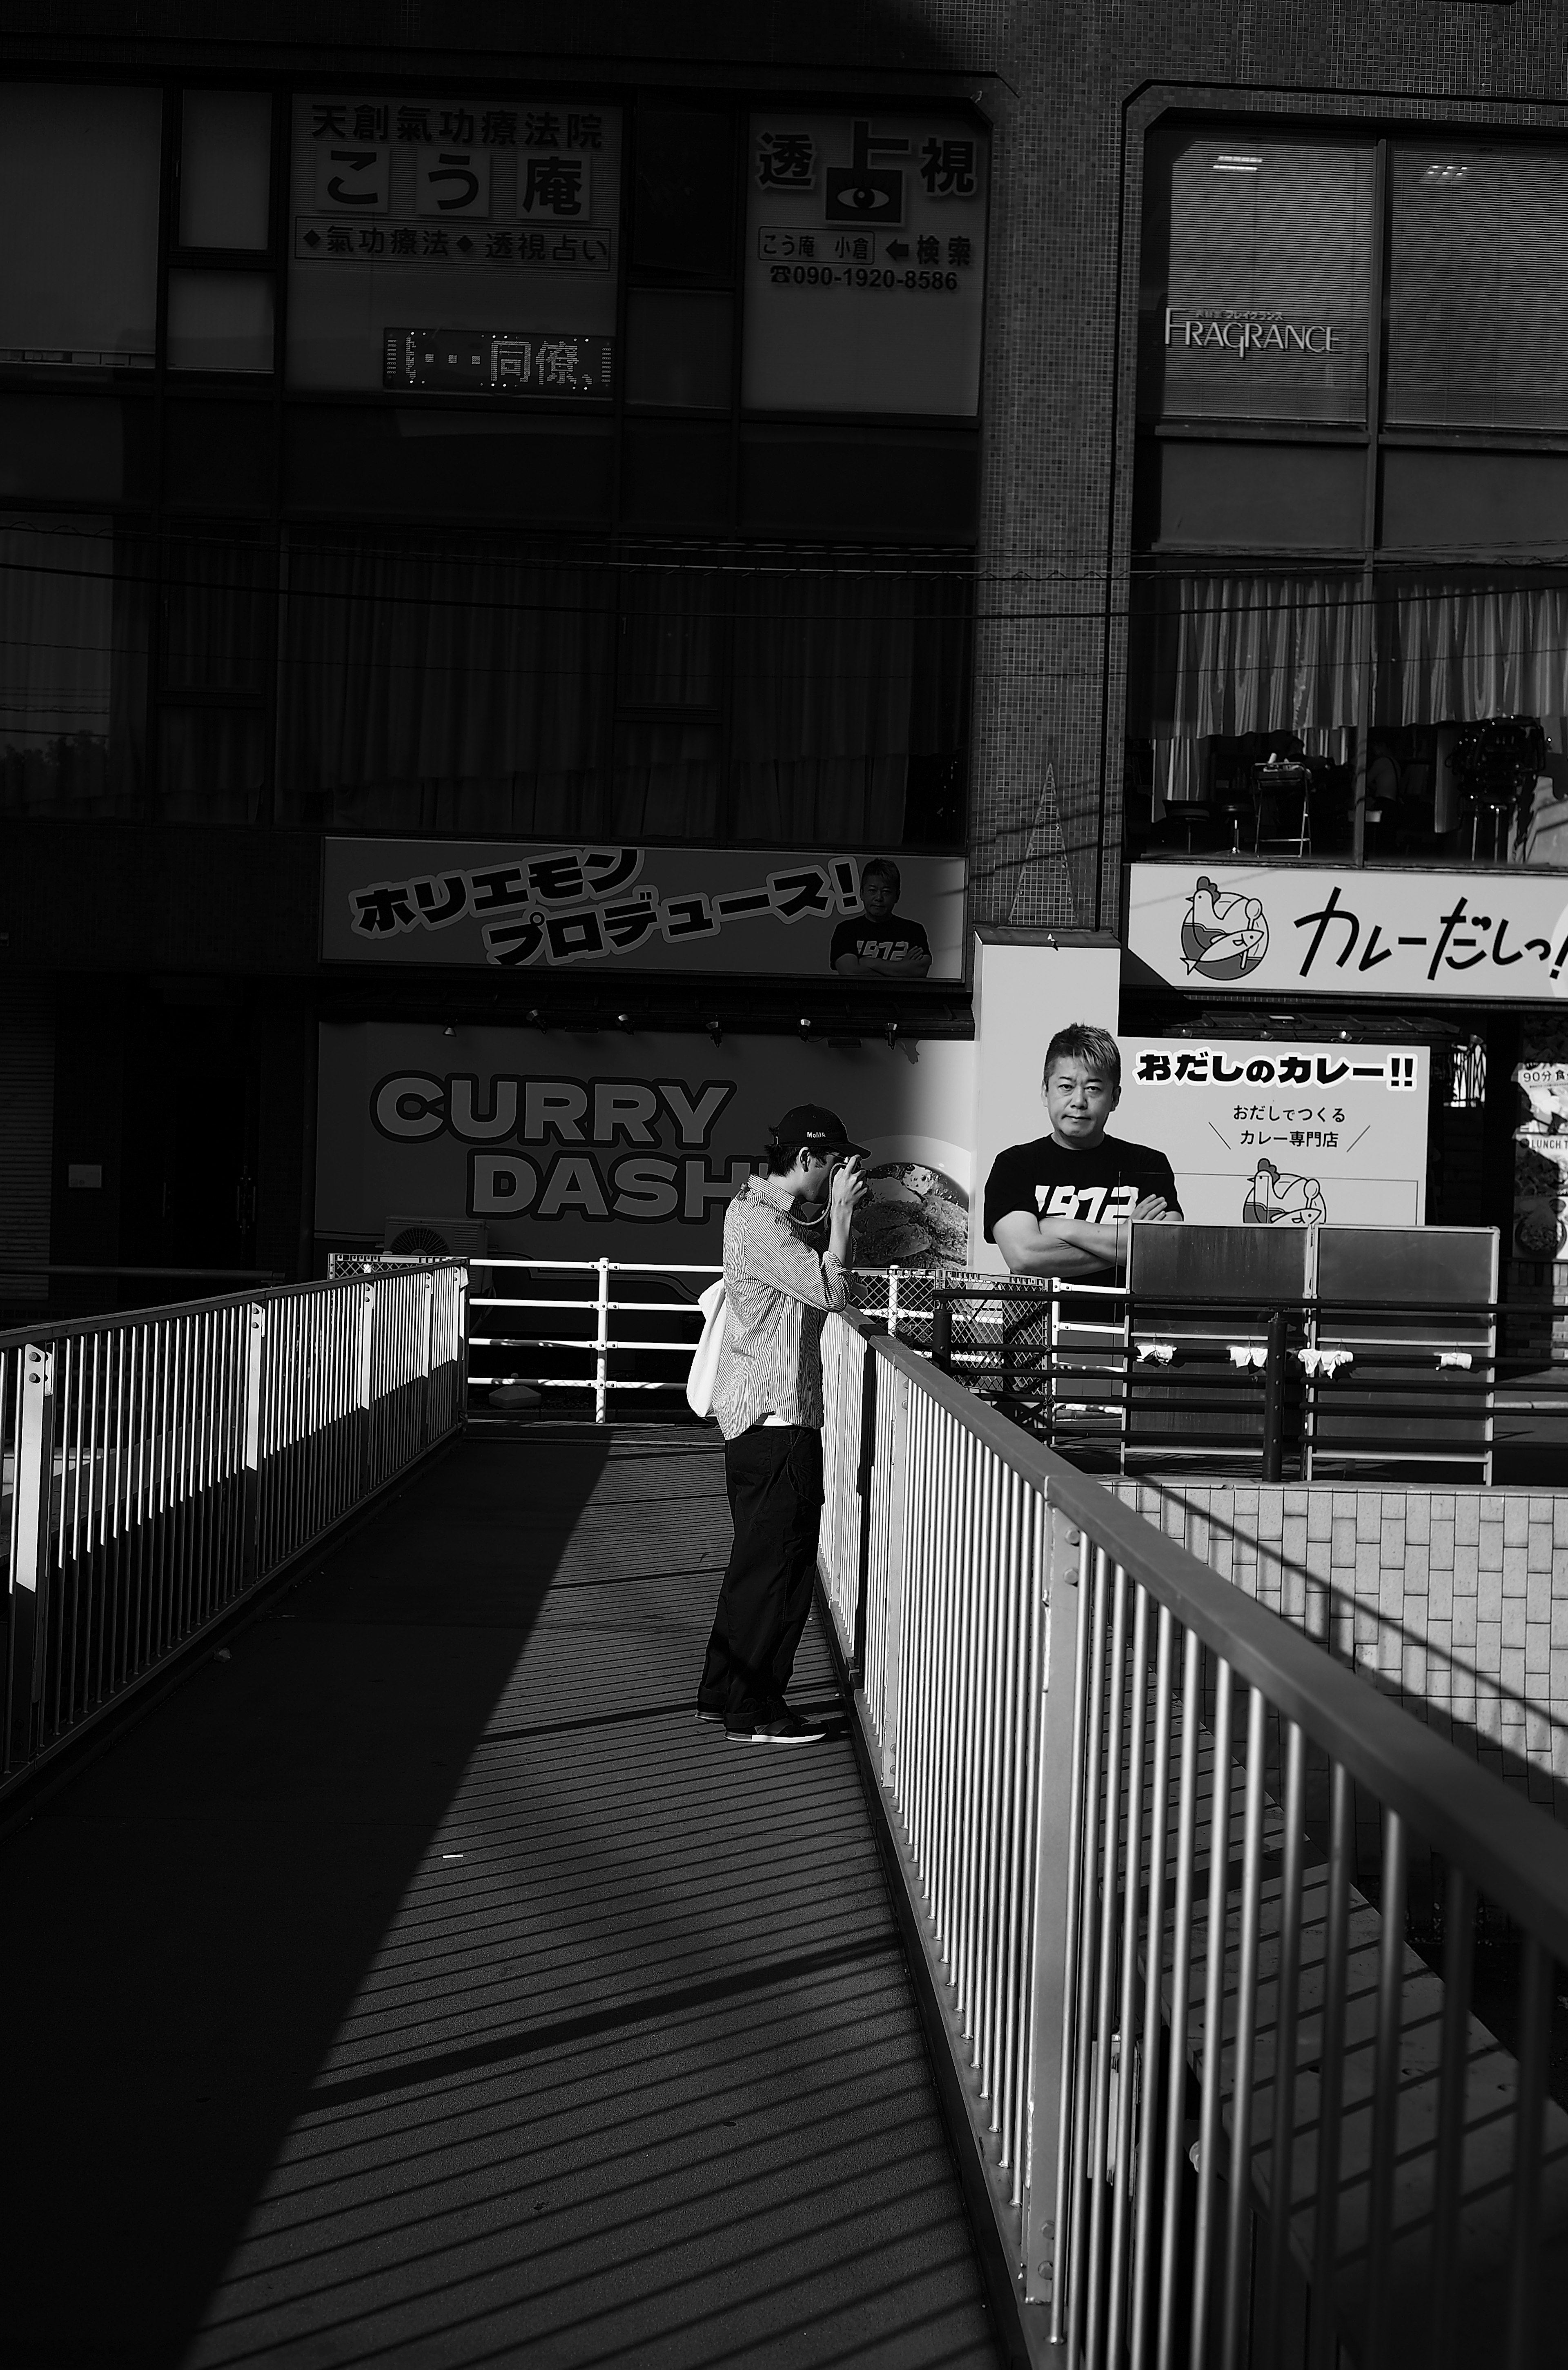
[[1386, 145, 1568, 429], [285, 92, 621, 394], [0, 84, 161, 370], [0, 515, 147, 818], [1139, 131, 1374, 425]]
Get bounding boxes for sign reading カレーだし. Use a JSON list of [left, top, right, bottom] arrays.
[[1115, 1038, 1429, 1227], [1126, 864, 1568, 1002], [742, 112, 988, 415]]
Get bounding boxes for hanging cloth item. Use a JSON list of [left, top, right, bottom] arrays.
[[685, 1279, 728, 1419]]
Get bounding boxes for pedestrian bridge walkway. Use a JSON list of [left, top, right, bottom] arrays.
[[0, 1430, 998, 2369]]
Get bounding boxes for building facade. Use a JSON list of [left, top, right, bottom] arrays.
[[2, 3, 1567, 1305]]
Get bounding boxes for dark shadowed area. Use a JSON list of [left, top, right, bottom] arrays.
[[0, 1428, 996, 2370]]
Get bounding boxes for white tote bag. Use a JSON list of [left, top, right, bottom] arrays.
[[685, 1279, 728, 1418]]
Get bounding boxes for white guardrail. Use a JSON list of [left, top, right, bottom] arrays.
[[0, 1263, 467, 1795], [817, 1308, 1568, 2370]]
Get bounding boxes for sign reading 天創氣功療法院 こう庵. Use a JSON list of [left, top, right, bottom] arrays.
[[1116, 1037, 1430, 1230], [320, 838, 966, 980], [1125, 864, 1568, 1002]]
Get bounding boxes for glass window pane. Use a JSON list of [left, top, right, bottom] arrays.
[[162, 535, 270, 695], [626, 289, 731, 408], [633, 106, 734, 279], [167, 270, 275, 372], [276, 532, 612, 833], [0, 83, 160, 369], [612, 718, 722, 837], [1387, 146, 1568, 429], [1139, 130, 1374, 424], [0, 392, 152, 503], [616, 572, 719, 707], [286, 92, 621, 392], [180, 89, 272, 249], [158, 706, 266, 822], [0, 514, 146, 818]]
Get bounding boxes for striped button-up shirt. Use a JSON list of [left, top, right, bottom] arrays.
[[711, 1173, 849, 1439]]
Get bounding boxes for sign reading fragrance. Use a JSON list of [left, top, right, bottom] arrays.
[[1126, 865, 1568, 1002], [1116, 1038, 1428, 1228], [742, 111, 988, 415], [287, 94, 621, 392], [317, 1022, 976, 1267], [322, 839, 964, 979]]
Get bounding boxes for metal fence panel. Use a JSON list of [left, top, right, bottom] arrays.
[[822, 1311, 1568, 2369], [0, 1265, 466, 1796]]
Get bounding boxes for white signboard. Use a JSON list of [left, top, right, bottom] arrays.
[[1127, 864, 1568, 1002], [742, 111, 987, 415], [1515, 1058, 1568, 1259], [1116, 1036, 1429, 1227], [289, 94, 620, 390]]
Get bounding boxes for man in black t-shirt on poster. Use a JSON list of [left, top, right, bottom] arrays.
[[983, 1022, 1183, 1274], [829, 858, 932, 978]]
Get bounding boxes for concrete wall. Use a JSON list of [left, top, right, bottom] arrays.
[[1110, 1478, 1568, 1822]]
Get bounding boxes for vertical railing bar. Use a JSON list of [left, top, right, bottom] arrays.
[[1130, 1601, 1174, 2370], [1261, 1718, 1307, 2369], [1427, 1864, 1476, 2370], [1308, 1760, 1354, 2370], [1049, 1525, 1094, 2350], [1222, 1684, 1269, 2370], [1156, 1622, 1202, 2370], [1362, 1808, 1408, 2364], [1065, 1544, 1111, 2366], [1189, 1655, 1235, 2370], [1107, 1579, 1152, 2368], [1085, 1559, 1130, 2370], [1504, 1933, 1551, 2370]]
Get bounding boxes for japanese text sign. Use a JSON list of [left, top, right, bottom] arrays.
[[1116, 1036, 1428, 1227], [743, 110, 988, 415], [289, 93, 620, 392], [321, 838, 965, 980], [316, 1021, 977, 1267], [1126, 864, 1568, 1003]]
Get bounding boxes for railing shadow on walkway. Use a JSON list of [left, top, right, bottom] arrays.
[[0, 1428, 1000, 2370]]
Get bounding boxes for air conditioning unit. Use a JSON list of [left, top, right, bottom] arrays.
[[381, 1215, 490, 1259]]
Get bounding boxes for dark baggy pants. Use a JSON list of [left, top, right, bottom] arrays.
[[699, 1424, 824, 1723]]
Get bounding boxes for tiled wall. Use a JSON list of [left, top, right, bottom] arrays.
[[1109, 1479, 1568, 1821]]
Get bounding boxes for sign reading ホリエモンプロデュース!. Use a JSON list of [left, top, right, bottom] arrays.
[[742, 112, 988, 415], [321, 838, 965, 979], [1125, 864, 1568, 1002]]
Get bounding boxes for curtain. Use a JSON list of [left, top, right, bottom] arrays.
[[1167, 572, 1362, 740], [727, 571, 969, 844], [277, 532, 615, 835], [277, 536, 970, 846], [0, 515, 144, 819], [1376, 581, 1568, 725]]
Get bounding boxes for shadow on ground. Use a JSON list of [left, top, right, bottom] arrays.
[[0, 1428, 995, 2370]]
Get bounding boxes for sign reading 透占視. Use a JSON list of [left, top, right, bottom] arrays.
[[288, 94, 620, 392], [1125, 865, 1568, 1002], [321, 838, 965, 980], [1116, 1037, 1428, 1228], [742, 111, 988, 415]]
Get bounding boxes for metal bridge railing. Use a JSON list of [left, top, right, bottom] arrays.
[[0, 1263, 468, 1799], [818, 1310, 1568, 2369]]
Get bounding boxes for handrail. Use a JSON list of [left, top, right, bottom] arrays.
[[818, 1308, 1568, 2369], [1, 1262, 469, 1799]]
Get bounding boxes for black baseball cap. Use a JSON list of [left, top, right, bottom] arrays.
[[770, 1103, 867, 1158]]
